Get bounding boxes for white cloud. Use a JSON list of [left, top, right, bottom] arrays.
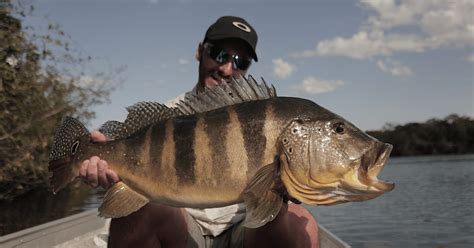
[[468, 54, 474, 63], [293, 0, 474, 59], [272, 58, 295, 79], [292, 77, 344, 95], [178, 58, 189, 65], [376, 58, 413, 77]]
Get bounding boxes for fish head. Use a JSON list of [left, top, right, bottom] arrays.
[[278, 117, 394, 205]]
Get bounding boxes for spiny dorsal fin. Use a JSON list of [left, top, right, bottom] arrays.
[[99, 75, 275, 140], [99, 102, 181, 140], [175, 75, 277, 115]]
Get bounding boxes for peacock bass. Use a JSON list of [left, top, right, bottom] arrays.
[[49, 76, 394, 228]]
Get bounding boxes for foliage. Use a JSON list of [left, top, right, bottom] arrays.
[[368, 114, 474, 156], [0, 1, 119, 200]]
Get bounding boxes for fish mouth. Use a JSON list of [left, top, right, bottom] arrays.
[[367, 143, 394, 191], [343, 142, 395, 197]]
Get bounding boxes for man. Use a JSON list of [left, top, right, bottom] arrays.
[[81, 16, 319, 247]]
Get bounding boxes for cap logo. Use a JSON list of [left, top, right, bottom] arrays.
[[232, 21, 251, 33]]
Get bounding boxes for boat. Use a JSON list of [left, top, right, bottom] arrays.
[[0, 209, 350, 247]]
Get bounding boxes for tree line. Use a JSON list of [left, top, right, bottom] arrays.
[[367, 114, 474, 156]]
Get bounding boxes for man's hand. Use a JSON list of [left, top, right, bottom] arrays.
[[78, 130, 120, 189]]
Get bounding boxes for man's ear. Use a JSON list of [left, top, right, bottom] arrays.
[[195, 42, 203, 61]]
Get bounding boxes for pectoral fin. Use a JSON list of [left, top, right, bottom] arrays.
[[98, 182, 150, 218], [242, 162, 283, 228]]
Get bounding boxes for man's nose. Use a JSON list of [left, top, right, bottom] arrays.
[[218, 61, 234, 77]]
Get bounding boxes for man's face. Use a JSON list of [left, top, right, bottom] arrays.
[[197, 39, 253, 90]]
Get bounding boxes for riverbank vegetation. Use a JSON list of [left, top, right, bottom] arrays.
[[368, 114, 474, 157], [0, 2, 119, 200]]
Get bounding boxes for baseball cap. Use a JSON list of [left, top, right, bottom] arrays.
[[204, 16, 258, 62]]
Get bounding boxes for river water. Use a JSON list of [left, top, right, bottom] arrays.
[[1, 154, 473, 247]]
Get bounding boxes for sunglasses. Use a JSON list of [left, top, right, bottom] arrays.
[[203, 43, 252, 71]]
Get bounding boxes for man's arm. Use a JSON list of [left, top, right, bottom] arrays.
[[78, 131, 120, 189]]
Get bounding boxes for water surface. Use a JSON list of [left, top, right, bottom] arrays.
[[309, 154, 474, 248], [0, 184, 103, 236]]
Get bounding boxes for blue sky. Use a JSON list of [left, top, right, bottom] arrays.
[[24, 0, 473, 131]]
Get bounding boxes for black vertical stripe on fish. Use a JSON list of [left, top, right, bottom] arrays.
[[235, 101, 267, 171], [149, 122, 166, 172], [203, 109, 231, 175], [122, 128, 149, 174], [272, 98, 300, 121], [173, 115, 197, 184]]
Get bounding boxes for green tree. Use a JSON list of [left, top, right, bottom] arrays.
[[0, 1, 119, 200], [368, 115, 474, 157]]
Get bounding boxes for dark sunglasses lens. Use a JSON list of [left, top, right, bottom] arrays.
[[233, 56, 251, 70], [208, 45, 251, 70], [209, 47, 226, 62]]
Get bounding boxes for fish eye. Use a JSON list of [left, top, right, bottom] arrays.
[[292, 128, 298, 134], [71, 140, 80, 155], [333, 123, 345, 134]]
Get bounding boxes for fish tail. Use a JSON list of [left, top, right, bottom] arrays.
[[49, 117, 90, 193]]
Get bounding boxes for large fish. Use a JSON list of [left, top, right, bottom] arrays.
[[49, 76, 394, 228]]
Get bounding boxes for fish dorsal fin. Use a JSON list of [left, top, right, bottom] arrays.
[[99, 75, 275, 140], [99, 102, 183, 140], [98, 181, 150, 218], [242, 161, 283, 228], [175, 75, 277, 115]]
